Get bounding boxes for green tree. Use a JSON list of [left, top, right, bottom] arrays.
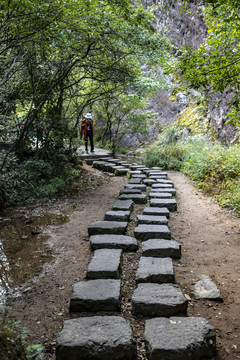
[[177, 0, 240, 126]]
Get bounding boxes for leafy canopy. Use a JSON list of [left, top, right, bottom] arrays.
[[176, 1, 240, 126]]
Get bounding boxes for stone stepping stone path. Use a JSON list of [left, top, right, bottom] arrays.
[[69, 279, 121, 313], [56, 316, 136, 360], [137, 214, 168, 225], [90, 234, 138, 252], [132, 283, 188, 317], [143, 206, 170, 217], [119, 193, 147, 204], [88, 220, 128, 235], [112, 199, 134, 211], [149, 192, 173, 199], [104, 210, 130, 222], [145, 317, 216, 360], [134, 224, 171, 240], [135, 256, 174, 283], [56, 156, 216, 360], [142, 239, 181, 258], [150, 198, 177, 211], [87, 249, 122, 279]]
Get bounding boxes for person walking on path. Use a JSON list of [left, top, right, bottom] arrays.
[[80, 113, 94, 154]]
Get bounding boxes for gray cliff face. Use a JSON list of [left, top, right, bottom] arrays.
[[143, 0, 236, 142]]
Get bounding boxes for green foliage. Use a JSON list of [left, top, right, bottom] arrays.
[[0, 0, 169, 157], [0, 151, 80, 209], [176, 1, 240, 126], [143, 125, 240, 213], [0, 306, 44, 360]]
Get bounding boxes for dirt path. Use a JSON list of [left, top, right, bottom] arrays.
[[6, 167, 240, 360]]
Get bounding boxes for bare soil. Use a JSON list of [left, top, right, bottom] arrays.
[[5, 166, 240, 360]]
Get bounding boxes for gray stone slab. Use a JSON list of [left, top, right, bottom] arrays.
[[137, 215, 168, 225], [125, 184, 147, 191], [136, 256, 174, 283], [143, 179, 156, 186], [101, 162, 117, 173], [152, 183, 173, 188], [56, 316, 136, 360], [131, 174, 146, 179], [150, 188, 176, 195], [142, 239, 181, 258], [148, 172, 167, 177], [119, 188, 141, 195], [88, 221, 128, 236], [90, 234, 138, 252], [128, 170, 142, 176], [145, 317, 216, 360], [149, 175, 168, 180], [191, 275, 223, 300], [134, 224, 171, 241], [149, 192, 173, 199], [152, 167, 162, 170], [104, 210, 130, 222], [156, 179, 174, 185], [92, 160, 102, 169], [113, 166, 129, 176], [112, 199, 134, 211], [143, 207, 170, 218], [130, 165, 147, 170], [119, 194, 147, 204], [69, 279, 121, 313], [150, 199, 177, 212], [132, 283, 188, 317], [129, 178, 142, 184], [87, 249, 122, 279]]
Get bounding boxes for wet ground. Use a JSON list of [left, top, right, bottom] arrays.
[[0, 211, 69, 304]]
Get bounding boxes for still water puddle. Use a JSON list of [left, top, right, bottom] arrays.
[[0, 212, 69, 304]]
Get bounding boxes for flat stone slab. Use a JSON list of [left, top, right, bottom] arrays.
[[87, 249, 122, 279], [112, 166, 129, 176], [88, 221, 128, 236], [150, 199, 177, 212], [156, 179, 174, 185], [120, 188, 141, 194], [128, 170, 142, 176], [119, 194, 147, 204], [129, 178, 142, 184], [104, 210, 130, 222], [112, 199, 134, 211], [137, 215, 168, 225], [149, 192, 173, 199], [136, 256, 174, 283], [134, 224, 171, 241], [142, 239, 181, 258], [143, 179, 156, 186], [152, 183, 173, 188], [150, 188, 176, 195], [125, 184, 147, 191], [131, 174, 146, 179], [191, 275, 223, 300], [90, 235, 138, 252], [56, 316, 136, 360], [69, 279, 121, 312], [143, 207, 170, 218], [145, 317, 216, 360], [132, 283, 188, 317], [149, 176, 168, 181]]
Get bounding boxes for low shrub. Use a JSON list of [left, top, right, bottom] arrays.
[[143, 126, 240, 214], [0, 151, 80, 209]]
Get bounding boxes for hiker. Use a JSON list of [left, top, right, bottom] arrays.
[[80, 113, 94, 154]]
